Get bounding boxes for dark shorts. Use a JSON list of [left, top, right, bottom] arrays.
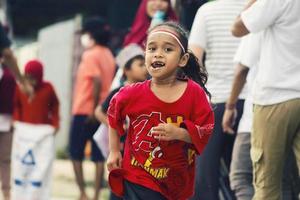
[[123, 180, 167, 200], [69, 115, 104, 162]]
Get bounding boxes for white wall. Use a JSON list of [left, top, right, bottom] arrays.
[[15, 42, 39, 72], [38, 19, 77, 151]]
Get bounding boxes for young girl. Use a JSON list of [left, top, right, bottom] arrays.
[[123, 0, 177, 47], [107, 22, 214, 200]]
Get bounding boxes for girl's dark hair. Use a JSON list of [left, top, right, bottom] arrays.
[[148, 21, 211, 98], [121, 55, 145, 81]]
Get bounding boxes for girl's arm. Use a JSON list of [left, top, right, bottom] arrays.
[[153, 87, 214, 154], [152, 123, 192, 143], [107, 127, 122, 171]]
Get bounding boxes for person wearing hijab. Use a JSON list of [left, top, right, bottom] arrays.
[[123, 0, 178, 47], [13, 59, 59, 130]]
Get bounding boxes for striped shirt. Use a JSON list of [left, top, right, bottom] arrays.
[[189, 0, 247, 103]]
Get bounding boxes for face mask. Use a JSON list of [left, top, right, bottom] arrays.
[[80, 34, 93, 48]]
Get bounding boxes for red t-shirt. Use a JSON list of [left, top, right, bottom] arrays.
[[108, 79, 214, 200], [14, 82, 59, 128]]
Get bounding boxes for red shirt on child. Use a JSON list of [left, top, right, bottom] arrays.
[[108, 79, 214, 200], [14, 82, 59, 128]]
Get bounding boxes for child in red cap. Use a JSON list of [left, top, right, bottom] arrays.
[[14, 59, 59, 129], [12, 59, 59, 199]]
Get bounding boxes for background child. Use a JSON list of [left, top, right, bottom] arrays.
[[69, 16, 115, 200], [107, 22, 214, 200], [14, 59, 59, 130], [94, 44, 147, 200], [95, 44, 147, 126], [12, 59, 59, 199]]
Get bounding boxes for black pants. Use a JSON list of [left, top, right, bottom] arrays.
[[123, 180, 167, 200], [190, 100, 244, 200]]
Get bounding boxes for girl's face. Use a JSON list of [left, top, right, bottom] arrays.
[[146, 0, 169, 18], [145, 27, 189, 81], [126, 58, 148, 82]]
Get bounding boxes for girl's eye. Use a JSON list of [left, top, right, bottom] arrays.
[[164, 48, 172, 52], [147, 47, 156, 51]]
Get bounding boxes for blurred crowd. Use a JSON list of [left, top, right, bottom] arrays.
[[0, 0, 300, 200]]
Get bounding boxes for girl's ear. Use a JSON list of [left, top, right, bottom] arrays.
[[178, 53, 190, 68]]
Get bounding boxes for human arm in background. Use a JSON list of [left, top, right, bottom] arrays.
[[87, 77, 101, 123], [13, 86, 22, 121], [222, 64, 249, 134], [2, 48, 33, 96], [49, 84, 60, 134], [2, 48, 22, 82], [231, 0, 257, 37], [188, 5, 207, 65], [189, 45, 205, 66], [232, 0, 284, 37], [95, 88, 120, 125], [94, 105, 108, 125], [0, 24, 32, 95]]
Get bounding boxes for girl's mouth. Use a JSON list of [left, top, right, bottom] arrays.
[[151, 61, 165, 69]]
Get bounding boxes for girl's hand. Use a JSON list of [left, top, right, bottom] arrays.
[[152, 123, 191, 143], [107, 151, 122, 172], [152, 123, 179, 141]]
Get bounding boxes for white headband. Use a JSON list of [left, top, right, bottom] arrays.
[[149, 30, 186, 53]]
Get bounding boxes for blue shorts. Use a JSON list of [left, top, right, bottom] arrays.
[[69, 115, 104, 162]]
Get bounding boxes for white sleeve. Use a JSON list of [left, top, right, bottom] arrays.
[[241, 0, 285, 33], [188, 6, 207, 50], [234, 33, 262, 68], [0, 67, 3, 80]]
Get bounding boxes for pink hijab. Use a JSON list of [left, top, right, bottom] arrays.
[[123, 0, 178, 47]]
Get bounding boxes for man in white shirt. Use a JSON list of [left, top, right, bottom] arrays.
[[223, 33, 299, 200], [232, 0, 300, 199], [189, 1, 247, 199]]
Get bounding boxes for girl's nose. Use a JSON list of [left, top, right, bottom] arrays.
[[154, 50, 163, 58]]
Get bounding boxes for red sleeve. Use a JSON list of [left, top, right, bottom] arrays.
[[48, 84, 60, 128], [107, 86, 130, 136], [180, 87, 214, 154], [13, 86, 22, 121]]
